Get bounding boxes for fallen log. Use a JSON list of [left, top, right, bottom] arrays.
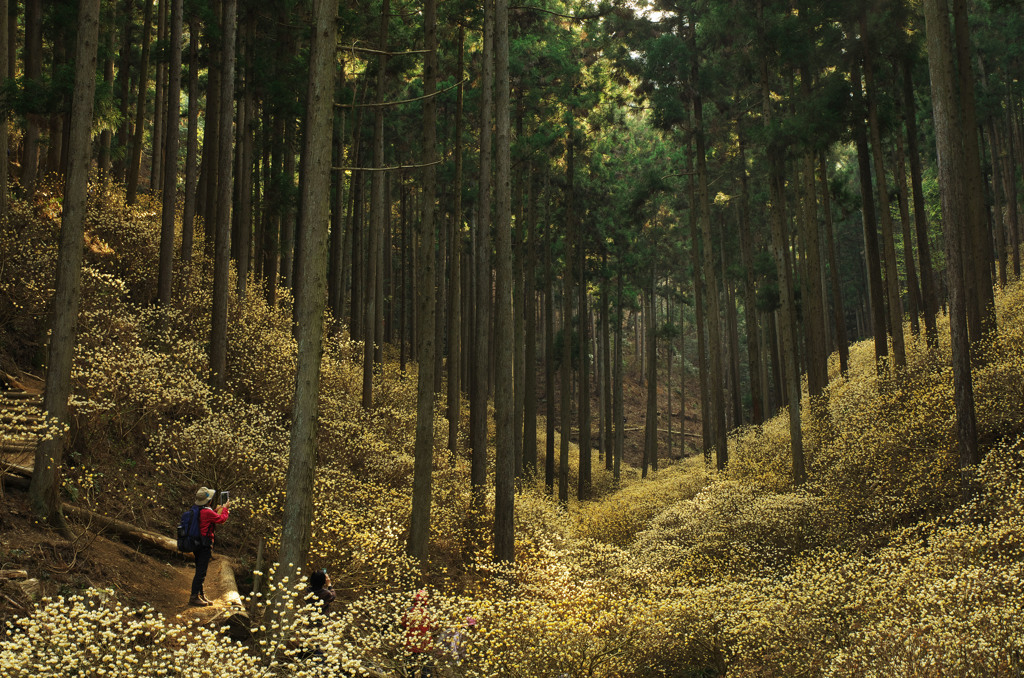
[[61, 504, 193, 560], [0, 570, 28, 581], [216, 559, 250, 639], [1, 474, 30, 490], [1, 458, 34, 476]]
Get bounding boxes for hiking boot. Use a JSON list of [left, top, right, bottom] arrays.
[[189, 595, 211, 607], [199, 594, 213, 605]]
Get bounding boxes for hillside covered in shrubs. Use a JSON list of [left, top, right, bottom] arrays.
[[1, 185, 1023, 677]]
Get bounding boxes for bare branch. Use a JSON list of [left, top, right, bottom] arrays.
[[335, 79, 466, 109], [337, 44, 429, 56], [333, 160, 442, 172], [509, 5, 612, 21]]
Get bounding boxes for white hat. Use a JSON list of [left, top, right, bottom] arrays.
[[195, 487, 214, 505]]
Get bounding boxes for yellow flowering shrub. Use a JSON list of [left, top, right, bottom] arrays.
[[3, 188, 1024, 677]]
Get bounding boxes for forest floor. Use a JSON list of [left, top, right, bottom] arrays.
[[0, 354, 700, 631], [0, 489, 246, 628]]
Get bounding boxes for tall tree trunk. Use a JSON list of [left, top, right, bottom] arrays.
[[151, 0, 167, 192], [408, 0, 439, 563], [513, 105, 526, 481], [181, 13, 199, 264], [209, 0, 236, 390], [768, 308, 783, 412], [328, 67, 349, 321], [820, 154, 849, 375], [737, 137, 763, 423], [113, 0, 133, 182], [893, 118, 923, 335], [666, 294, 672, 459], [253, 122, 265, 289], [278, 0, 337, 586], [1004, 105, 1021, 279], [680, 315, 687, 451], [235, 19, 255, 296], [613, 273, 624, 481], [988, 122, 1007, 288], [545, 206, 556, 492], [157, 0, 182, 306], [689, 142, 711, 462], [21, 0, 42, 195], [3, 0, 9, 82], [577, 200, 591, 497], [97, 9, 115, 181], [350, 166, 364, 338], [851, 56, 889, 372], [643, 279, 656, 478], [726, 275, 743, 426], [493, 0, 514, 560], [384, 175, 393, 345], [399, 176, 408, 370], [434, 196, 446, 394], [799, 150, 829, 393], [953, 0, 996, 341], [281, 118, 297, 291], [922, 0, 979, 476], [999, 109, 1021, 280], [0, 0, 7, 216], [758, 6, 804, 483], [693, 73, 728, 470], [598, 266, 606, 473], [199, 22, 220, 235], [364, 0, 389, 409], [30, 0, 100, 528], [264, 114, 283, 306], [127, 0, 154, 205], [862, 29, 906, 369], [523, 167, 538, 477], [769, 152, 805, 485], [470, 0, 493, 533], [559, 124, 575, 506], [903, 56, 940, 347], [447, 27, 465, 464]]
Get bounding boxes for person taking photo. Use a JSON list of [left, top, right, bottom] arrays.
[[189, 486, 229, 607]]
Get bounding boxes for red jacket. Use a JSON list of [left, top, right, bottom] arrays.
[[198, 505, 229, 542], [402, 604, 434, 653]]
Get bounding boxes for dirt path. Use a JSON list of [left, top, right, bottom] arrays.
[[0, 490, 246, 634]]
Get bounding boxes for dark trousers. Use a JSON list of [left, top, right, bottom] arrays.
[[191, 545, 212, 596]]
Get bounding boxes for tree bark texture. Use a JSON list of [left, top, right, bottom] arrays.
[[902, 56, 940, 347], [181, 13, 200, 264], [922, 0, 980, 474], [30, 0, 100, 526], [126, 0, 154, 205], [862, 31, 907, 368], [493, 0, 514, 560], [209, 0, 236, 390], [694, 85, 728, 470], [157, 0, 182, 306], [408, 0, 438, 563], [364, 0, 389, 410], [470, 0, 493, 532], [447, 27, 466, 464], [278, 0, 337, 582]]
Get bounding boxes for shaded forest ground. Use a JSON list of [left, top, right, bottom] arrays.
[[3, 188, 1024, 676], [0, 183, 696, 628], [0, 361, 679, 628]]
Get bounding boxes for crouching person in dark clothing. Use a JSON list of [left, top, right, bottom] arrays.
[[306, 569, 336, 617], [298, 569, 338, 667], [190, 486, 230, 606]]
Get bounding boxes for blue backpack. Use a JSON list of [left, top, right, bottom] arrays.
[[176, 505, 209, 552]]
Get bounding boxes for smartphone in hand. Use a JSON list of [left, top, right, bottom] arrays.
[[220, 490, 230, 505]]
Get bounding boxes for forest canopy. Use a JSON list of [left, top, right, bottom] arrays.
[[0, 0, 1023, 675]]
